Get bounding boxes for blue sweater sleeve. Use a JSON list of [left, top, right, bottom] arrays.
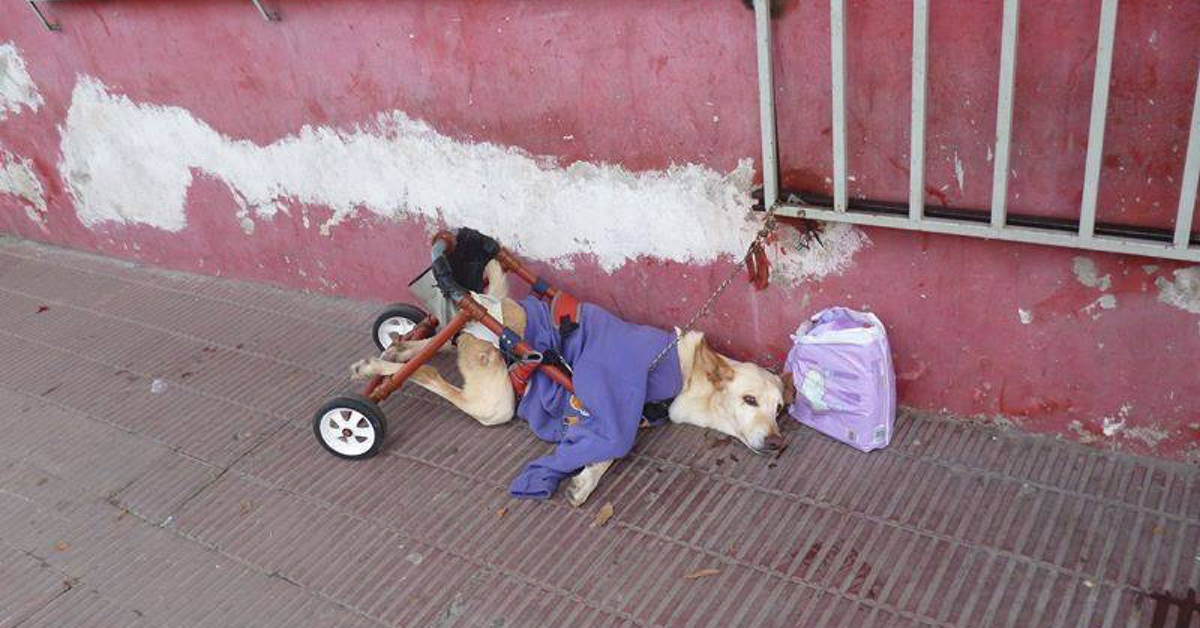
[[508, 355, 646, 499]]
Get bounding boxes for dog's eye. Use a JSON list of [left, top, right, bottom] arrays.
[[742, 395, 759, 407]]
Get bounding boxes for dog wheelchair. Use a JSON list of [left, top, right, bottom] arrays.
[[312, 228, 578, 459]]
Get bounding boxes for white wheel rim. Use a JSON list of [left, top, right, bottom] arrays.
[[319, 407, 377, 456], [377, 316, 416, 348]]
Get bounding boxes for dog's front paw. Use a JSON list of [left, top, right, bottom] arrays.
[[349, 358, 376, 380], [382, 340, 415, 362], [565, 475, 594, 508]]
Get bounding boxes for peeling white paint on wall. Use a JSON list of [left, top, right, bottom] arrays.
[[1067, 420, 1098, 444], [1072, 256, 1119, 318], [1124, 425, 1169, 448], [1094, 404, 1168, 448], [0, 43, 43, 120], [953, 151, 964, 193], [1081, 294, 1118, 320], [0, 149, 46, 226], [59, 77, 866, 276], [1154, 267, 1200, 314], [768, 223, 870, 285], [1071, 256, 1111, 291]]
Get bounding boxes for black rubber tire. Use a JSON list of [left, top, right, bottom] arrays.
[[371, 303, 428, 351], [312, 394, 388, 460]]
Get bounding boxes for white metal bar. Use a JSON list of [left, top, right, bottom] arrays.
[[1174, 60, 1200, 249], [775, 203, 1200, 262], [1080, 0, 1120, 240], [990, 0, 1020, 229], [754, 0, 779, 210], [909, 0, 930, 220], [830, 0, 848, 212]]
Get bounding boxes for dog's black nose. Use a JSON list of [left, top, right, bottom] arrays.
[[763, 433, 785, 451]]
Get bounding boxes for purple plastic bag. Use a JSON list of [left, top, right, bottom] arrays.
[[785, 307, 896, 452]]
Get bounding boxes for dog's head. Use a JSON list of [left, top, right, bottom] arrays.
[[678, 332, 788, 455]]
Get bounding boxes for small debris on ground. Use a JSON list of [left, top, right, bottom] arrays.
[[36, 305, 49, 313], [684, 568, 720, 580], [239, 500, 253, 515], [150, 378, 167, 394], [117, 507, 128, 520], [591, 502, 614, 528], [53, 541, 70, 552], [496, 507, 507, 518], [705, 433, 733, 449]]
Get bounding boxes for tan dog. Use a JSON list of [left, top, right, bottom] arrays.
[[352, 262, 788, 506]]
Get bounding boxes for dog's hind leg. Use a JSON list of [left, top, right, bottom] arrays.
[[564, 459, 614, 507], [409, 335, 515, 426]]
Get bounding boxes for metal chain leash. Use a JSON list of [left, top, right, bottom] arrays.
[[647, 207, 781, 371]]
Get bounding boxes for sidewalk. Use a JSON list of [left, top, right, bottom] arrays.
[[0, 235, 1196, 628]]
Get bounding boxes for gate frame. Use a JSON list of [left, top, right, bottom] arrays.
[[752, 0, 1200, 263]]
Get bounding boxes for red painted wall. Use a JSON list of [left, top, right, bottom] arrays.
[[1, 0, 1197, 461]]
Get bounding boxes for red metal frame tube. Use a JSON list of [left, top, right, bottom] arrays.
[[454, 295, 575, 393], [494, 248, 557, 299]]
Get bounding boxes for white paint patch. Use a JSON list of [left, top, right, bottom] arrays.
[[1124, 425, 1169, 447], [1154, 267, 1200, 314], [0, 149, 46, 226], [58, 78, 870, 277], [0, 43, 43, 120], [953, 151, 964, 192], [1017, 308, 1032, 324], [1068, 420, 1098, 444], [768, 223, 870, 285], [1072, 256, 1111, 291], [1082, 294, 1118, 319], [1101, 416, 1124, 437]]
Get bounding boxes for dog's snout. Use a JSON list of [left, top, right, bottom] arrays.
[[763, 433, 785, 451]]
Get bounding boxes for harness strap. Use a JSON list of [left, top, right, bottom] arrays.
[[508, 292, 582, 399], [550, 292, 582, 337], [508, 360, 540, 397]]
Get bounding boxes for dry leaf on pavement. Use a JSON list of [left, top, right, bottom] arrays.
[[684, 568, 720, 580], [592, 502, 614, 528]]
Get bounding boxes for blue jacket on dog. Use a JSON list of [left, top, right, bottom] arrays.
[[508, 296, 682, 499]]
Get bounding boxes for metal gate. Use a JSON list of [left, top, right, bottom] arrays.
[[753, 0, 1200, 262]]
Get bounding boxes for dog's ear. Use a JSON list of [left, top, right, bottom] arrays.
[[694, 336, 734, 389], [780, 370, 796, 405]]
